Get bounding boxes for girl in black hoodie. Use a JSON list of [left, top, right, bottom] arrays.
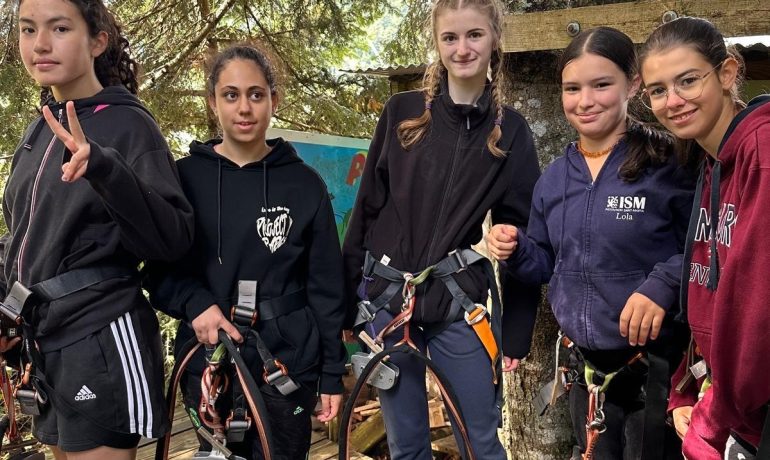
[[2, 0, 194, 458], [148, 45, 346, 460], [342, 0, 541, 458]]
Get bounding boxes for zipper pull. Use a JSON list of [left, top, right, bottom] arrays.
[[466, 116, 470, 130]]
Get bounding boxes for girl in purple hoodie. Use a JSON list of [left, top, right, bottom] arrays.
[[487, 27, 695, 459]]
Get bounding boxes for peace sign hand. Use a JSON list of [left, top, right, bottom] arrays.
[[42, 101, 90, 183]]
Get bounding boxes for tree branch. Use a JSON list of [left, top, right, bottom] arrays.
[[273, 114, 335, 135], [140, 0, 238, 91]]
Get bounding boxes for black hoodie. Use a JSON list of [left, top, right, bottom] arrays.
[[149, 138, 347, 394], [1, 86, 194, 352], [342, 80, 543, 358]]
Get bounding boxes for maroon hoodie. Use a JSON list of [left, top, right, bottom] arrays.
[[668, 95, 770, 458]]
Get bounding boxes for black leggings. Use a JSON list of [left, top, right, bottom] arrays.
[[568, 369, 682, 460]]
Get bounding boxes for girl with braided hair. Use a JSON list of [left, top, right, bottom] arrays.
[[0, 0, 194, 458], [343, 0, 541, 458]]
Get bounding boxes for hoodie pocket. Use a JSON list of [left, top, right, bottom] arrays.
[[589, 270, 647, 349], [59, 223, 119, 271], [262, 306, 320, 374], [547, 270, 586, 345]]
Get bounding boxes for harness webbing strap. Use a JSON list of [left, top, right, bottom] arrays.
[[640, 352, 669, 460], [155, 332, 275, 460], [1, 265, 140, 450], [30, 265, 135, 302], [356, 249, 501, 372], [338, 344, 476, 460], [576, 346, 669, 460], [217, 331, 274, 460]]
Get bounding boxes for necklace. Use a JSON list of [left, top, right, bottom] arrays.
[[577, 140, 619, 158]]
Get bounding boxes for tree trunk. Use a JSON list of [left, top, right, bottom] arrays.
[[500, 49, 576, 459]]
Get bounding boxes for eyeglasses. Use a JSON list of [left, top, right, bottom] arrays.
[[639, 62, 723, 110]]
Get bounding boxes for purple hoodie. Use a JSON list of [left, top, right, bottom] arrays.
[[507, 140, 694, 350]]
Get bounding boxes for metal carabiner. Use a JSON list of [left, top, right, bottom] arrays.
[[401, 273, 415, 311]]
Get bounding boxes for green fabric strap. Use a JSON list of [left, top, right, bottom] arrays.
[[584, 364, 620, 394]]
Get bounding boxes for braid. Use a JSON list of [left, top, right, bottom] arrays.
[[486, 48, 506, 157], [397, 61, 444, 150]]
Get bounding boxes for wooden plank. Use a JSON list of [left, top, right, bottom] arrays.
[[309, 439, 339, 460], [503, 0, 770, 53], [349, 411, 386, 454], [431, 434, 460, 456]]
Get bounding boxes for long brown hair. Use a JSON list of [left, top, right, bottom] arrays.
[[397, 0, 507, 157], [640, 16, 746, 111], [639, 16, 746, 165]]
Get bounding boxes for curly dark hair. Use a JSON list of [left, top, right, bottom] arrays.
[[20, 0, 139, 105]]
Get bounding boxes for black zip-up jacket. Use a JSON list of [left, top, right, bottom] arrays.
[[0, 86, 194, 352], [343, 81, 542, 358], [148, 138, 347, 394]]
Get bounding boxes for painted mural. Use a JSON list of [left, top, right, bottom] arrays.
[[267, 128, 370, 242]]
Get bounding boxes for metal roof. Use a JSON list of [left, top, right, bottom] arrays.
[[343, 64, 426, 77]]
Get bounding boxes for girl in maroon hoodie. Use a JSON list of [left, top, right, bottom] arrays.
[[640, 16, 770, 460]]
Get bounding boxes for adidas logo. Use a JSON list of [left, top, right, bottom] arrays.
[[74, 385, 96, 401], [293, 406, 304, 415]]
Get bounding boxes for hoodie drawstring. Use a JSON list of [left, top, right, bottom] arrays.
[[558, 148, 570, 270], [217, 158, 223, 265], [677, 162, 705, 322], [707, 160, 721, 290], [262, 162, 268, 223]]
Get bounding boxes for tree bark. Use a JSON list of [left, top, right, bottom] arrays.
[[500, 49, 577, 459]]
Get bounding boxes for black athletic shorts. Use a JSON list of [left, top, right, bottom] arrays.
[[33, 307, 169, 452]]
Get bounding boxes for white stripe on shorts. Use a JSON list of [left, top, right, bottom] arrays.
[[110, 312, 154, 438]]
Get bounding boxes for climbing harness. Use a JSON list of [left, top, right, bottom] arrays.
[[0, 266, 137, 451], [341, 249, 503, 460], [157, 280, 309, 459], [538, 333, 670, 460], [155, 331, 272, 460]]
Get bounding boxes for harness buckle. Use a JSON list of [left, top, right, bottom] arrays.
[[0, 282, 34, 326], [263, 359, 300, 395], [448, 249, 468, 272], [14, 387, 43, 416], [230, 305, 258, 328], [357, 300, 376, 324], [464, 304, 488, 326], [225, 410, 252, 443]]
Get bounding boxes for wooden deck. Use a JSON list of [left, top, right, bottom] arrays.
[[135, 400, 373, 460]]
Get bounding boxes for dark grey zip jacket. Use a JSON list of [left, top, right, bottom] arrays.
[[343, 80, 542, 358], [1, 86, 194, 352]]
